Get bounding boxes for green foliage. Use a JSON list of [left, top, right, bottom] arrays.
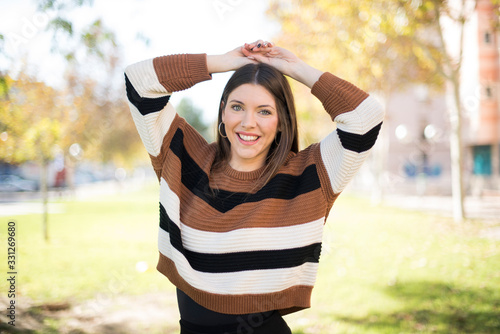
[[176, 97, 212, 141], [0, 75, 63, 164], [37, 0, 94, 12], [0, 0, 148, 168], [0, 73, 8, 97], [47, 17, 73, 36], [269, 0, 448, 93], [81, 19, 117, 59], [25, 118, 62, 163]]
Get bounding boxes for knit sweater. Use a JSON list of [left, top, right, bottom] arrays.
[[124, 53, 384, 315]]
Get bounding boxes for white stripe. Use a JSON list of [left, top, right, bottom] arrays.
[[158, 228, 319, 294], [181, 219, 324, 254], [159, 179, 324, 253], [128, 99, 176, 157], [125, 58, 171, 97], [320, 95, 383, 194], [159, 178, 181, 226], [334, 95, 384, 134], [320, 134, 370, 194]]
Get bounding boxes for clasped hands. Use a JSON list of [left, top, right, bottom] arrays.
[[208, 39, 322, 88]]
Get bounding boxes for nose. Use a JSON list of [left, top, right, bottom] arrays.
[[241, 110, 256, 129]]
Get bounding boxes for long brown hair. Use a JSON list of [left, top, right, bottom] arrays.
[[212, 63, 299, 189]]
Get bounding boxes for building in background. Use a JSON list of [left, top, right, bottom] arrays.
[[469, 0, 500, 195]]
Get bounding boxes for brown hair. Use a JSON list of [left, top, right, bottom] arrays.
[[212, 63, 299, 188]]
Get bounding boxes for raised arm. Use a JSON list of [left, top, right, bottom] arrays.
[[124, 54, 212, 162], [242, 41, 385, 197], [207, 45, 257, 74]]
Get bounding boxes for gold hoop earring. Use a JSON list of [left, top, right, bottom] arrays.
[[218, 122, 227, 138], [275, 131, 281, 145]]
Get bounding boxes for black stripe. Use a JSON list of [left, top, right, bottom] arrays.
[[160, 203, 183, 252], [337, 122, 383, 153], [169, 128, 321, 213], [125, 74, 170, 116], [160, 203, 322, 273]]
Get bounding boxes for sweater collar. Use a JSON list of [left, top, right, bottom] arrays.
[[222, 162, 267, 181]]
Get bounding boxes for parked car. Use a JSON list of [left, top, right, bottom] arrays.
[[0, 175, 39, 192]]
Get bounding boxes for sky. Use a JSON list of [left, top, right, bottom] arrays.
[[0, 0, 281, 123]]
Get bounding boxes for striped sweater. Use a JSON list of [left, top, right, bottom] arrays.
[[124, 53, 384, 315]]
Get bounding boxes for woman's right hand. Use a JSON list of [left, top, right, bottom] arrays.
[[242, 40, 324, 89], [207, 45, 258, 74]]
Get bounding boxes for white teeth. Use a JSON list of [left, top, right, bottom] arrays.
[[238, 134, 259, 141]]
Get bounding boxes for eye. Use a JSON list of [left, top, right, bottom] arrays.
[[259, 109, 272, 116], [231, 104, 242, 111]]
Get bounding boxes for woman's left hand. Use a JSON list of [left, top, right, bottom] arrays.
[[241, 40, 300, 77], [242, 40, 323, 88]]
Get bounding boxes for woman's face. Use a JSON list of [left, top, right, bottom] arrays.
[[222, 83, 279, 171]]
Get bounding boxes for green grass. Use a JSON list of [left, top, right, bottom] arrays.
[[286, 196, 500, 333], [0, 183, 169, 304], [1, 186, 499, 333]]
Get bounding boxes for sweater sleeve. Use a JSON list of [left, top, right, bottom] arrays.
[[124, 54, 212, 165], [311, 72, 384, 196]]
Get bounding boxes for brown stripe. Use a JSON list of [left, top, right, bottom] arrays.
[[178, 189, 327, 232], [311, 72, 369, 120], [151, 115, 215, 180], [156, 253, 312, 315], [153, 54, 212, 92]]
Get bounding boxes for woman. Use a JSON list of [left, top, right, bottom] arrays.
[[125, 40, 384, 333]]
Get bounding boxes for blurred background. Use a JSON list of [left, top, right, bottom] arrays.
[[0, 1, 499, 333]]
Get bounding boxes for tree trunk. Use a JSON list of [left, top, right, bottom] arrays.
[[450, 80, 466, 223], [40, 160, 49, 241], [492, 142, 500, 191]]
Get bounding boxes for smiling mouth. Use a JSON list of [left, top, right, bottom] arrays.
[[237, 133, 260, 142]]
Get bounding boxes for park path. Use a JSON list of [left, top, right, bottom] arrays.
[[0, 291, 181, 334]]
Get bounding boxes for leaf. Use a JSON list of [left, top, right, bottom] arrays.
[[48, 17, 73, 36]]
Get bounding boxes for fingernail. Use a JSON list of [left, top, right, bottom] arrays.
[[257, 43, 261, 48]]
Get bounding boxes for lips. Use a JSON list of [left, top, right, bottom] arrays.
[[238, 133, 259, 141], [236, 133, 261, 144]]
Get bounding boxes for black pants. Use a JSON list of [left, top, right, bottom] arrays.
[[179, 312, 292, 334], [177, 289, 292, 334]]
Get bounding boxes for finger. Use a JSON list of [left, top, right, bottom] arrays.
[[244, 43, 254, 51], [245, 40, 259, 49], [250, 39, 266, 51], [247, 53, 270, 63], [241, 46, 252, 57]]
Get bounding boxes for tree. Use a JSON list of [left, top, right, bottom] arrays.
[[0, 1, 149, 241], [269, 0, 479, 222], [0, 73, 66, 241]]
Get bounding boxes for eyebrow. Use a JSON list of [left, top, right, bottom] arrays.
[[229, 100, 275, 109]]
